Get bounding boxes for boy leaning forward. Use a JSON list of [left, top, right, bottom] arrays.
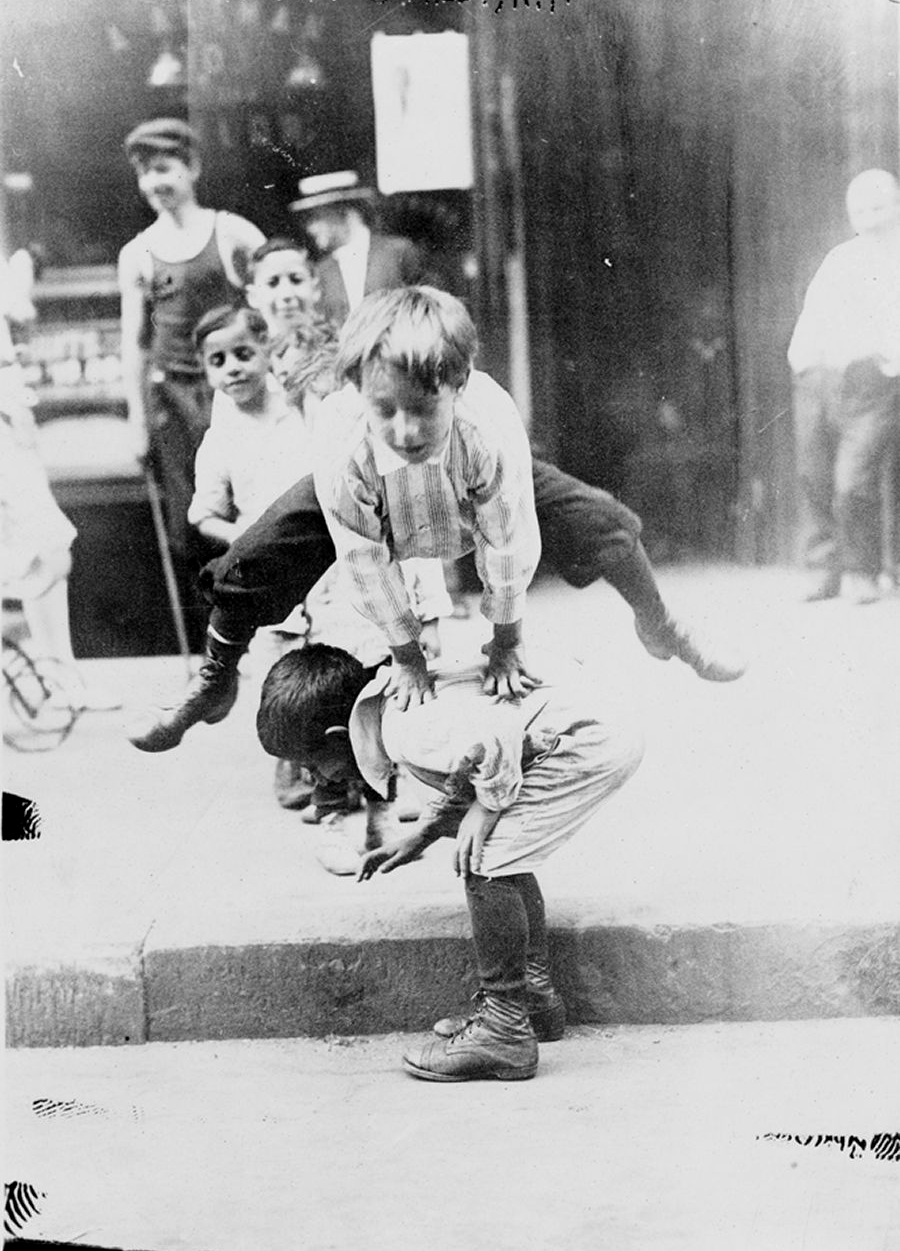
[[313, 284, 543, 709], [257, 643, 644, 1081]]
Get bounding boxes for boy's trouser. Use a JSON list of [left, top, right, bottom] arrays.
[[461, 705, 642, 997], [149, 372, 213, 556], [411, 700, 643, 879], [469, 710, 643, 878], [793, 362, 898, 578], [199, 459, 656, 643], [199, 476, 334, 644]]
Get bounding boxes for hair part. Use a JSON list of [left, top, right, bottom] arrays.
[[256, 644, 370, 760], [335, 285, 478, 394], [193, 304, 269, 351]]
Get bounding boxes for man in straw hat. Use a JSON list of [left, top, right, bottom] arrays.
[[290, 170, 426, 326]]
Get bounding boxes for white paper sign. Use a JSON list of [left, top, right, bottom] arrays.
[[371, 32, 474, 194]]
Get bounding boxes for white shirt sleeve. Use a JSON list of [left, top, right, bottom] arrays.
[[187, 398, 236, 527]]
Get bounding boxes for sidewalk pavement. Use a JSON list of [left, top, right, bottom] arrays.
[[4, 565, 900, 1046], [4, 1018, 900, 1250]]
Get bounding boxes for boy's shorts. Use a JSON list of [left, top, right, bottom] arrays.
[[478, 707, 643, 877]]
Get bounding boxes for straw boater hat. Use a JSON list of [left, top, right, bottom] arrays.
[[288, 170, 375, 213]]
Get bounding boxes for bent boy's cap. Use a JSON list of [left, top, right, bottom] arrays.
[[289, 170, 374, 213], [124, 118, 198, 162]]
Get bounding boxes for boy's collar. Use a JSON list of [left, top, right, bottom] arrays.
[[347, 666, 394, 799], [370, 431, 451, 475]]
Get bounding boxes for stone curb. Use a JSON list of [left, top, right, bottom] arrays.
[[7, 917, 900, 1047]]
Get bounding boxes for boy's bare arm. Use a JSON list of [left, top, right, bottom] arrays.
[[118, 242, 153, 461], [219, 212, 266, 287], [357, 795, 501, 881]]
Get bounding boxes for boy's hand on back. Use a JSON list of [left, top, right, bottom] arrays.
[[481, 637, 541, 701], [387, 642, 435, 711]]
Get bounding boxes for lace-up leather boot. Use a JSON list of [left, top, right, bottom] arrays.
[[128, 631, 244, 752], [406, 993, 538, 1082], [433, 970, 566, 1043]]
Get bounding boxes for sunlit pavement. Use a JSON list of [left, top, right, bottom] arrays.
[[5, 1019, 900, 1250]]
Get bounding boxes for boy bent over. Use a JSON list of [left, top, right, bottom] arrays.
[[257, 645, 644, 1081]]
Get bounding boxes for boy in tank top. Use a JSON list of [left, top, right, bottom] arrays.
[[117, 118, 264, 574]]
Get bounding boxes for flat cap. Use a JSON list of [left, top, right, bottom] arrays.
[[124, 118, 198, 160]]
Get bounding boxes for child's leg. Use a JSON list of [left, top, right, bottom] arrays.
[[531, 458, 746, 681], [432, 871, 566, 1041], [128, 481, 335, 753], [402, 872, 538, 1083], [515, 874, 567, 1039]]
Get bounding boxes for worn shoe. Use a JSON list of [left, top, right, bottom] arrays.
[[274, 758, 315, 810], [314, 814, 362, 876], [433, 986, 566, 1043], [405, 997, 538, 1082], [127, 636, 243, 752], [841, 573, 881, 606], [300, 786, 364, 824], [635, 613, 747, 682], [801, 570, 842, 602]]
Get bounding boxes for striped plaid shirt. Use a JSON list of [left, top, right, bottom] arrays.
[[314, 370, 541, 646]]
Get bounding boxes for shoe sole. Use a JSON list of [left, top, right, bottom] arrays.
[[128, 692, 238, 752], [402, 1057, 537, 1082]]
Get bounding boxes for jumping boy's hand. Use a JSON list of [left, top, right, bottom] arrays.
[[482, 623, 541, 701], [387, 642, 435, 711], [357, 831, 428, 880]]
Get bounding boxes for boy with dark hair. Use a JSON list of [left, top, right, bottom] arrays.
[[257, 643, 643, 1081]]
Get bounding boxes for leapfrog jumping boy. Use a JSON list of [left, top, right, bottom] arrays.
[[313, 284, 543, 707], [256, 643, 644, 1081]]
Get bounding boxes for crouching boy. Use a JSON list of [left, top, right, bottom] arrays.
[[256, 643, 644, 1082]]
